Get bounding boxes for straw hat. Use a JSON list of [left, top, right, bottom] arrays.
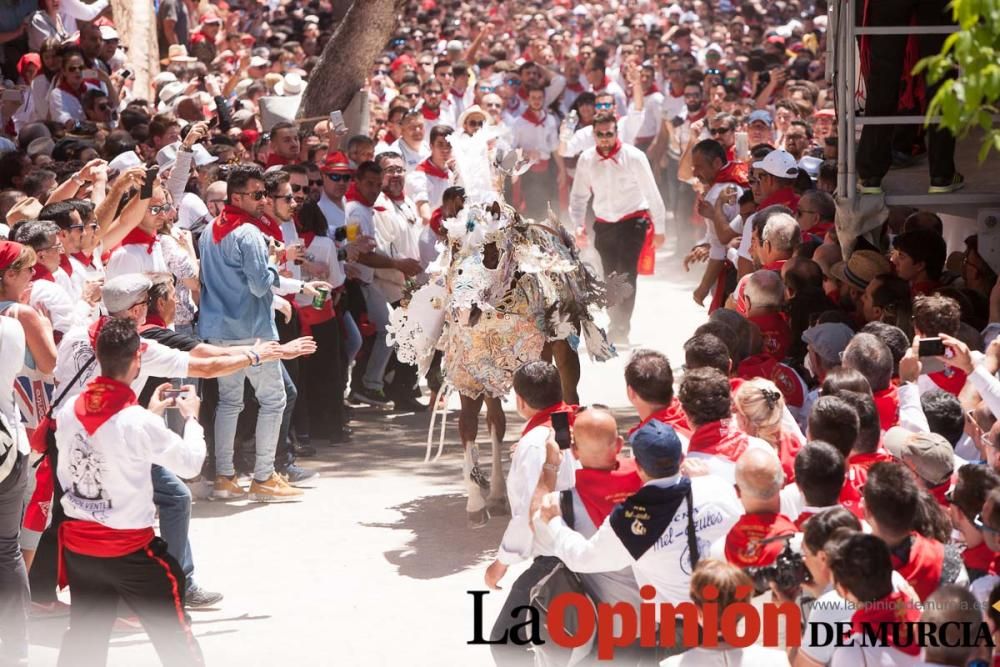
[[830, 250, 892, 290]]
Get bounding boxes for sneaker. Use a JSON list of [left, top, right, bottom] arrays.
[[29, 600, 70, 618], [467, 508, 490, 529], [391, 394, 428, 413], [858, 178, 883, 195], [211, 475, 246, 500], [928, 173, 965, 194], [186, 585, 223, 609], [277, 463, 319, 486], [349, 387, 392, 408], [249, 473, 305, 502]]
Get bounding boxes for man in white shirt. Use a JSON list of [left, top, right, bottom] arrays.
[[484, 362, 576, 664], [104, 185, 171, 280], [405, 125, 454, 225], [569, 114, 666, 344], [55, 316, 205, 666], [584, 57, 627, 117], [536, 419, 741, 616], [633, 64, 665, 151], [317, 151, 351, 237], [390, 110, 430, 173], [511, 85, 563, 221]]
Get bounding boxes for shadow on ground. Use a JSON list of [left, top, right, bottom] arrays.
[[362, 492, 506, 580]]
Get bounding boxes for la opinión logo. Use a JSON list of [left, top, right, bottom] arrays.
[[468, 587, 997, 660]]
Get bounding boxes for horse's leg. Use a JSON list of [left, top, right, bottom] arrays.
[[459, 394, 489, 527], [552, 339, 582, 405], [484, 396, 509, 515]]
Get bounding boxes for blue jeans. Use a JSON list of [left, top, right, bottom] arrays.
[[275, 363, 297, 470], [0, 452, 28, 662], [211, 340, 287, 481], [151, 464, 195, 592], [360, 284, 392, 392], [342, 312, 362, 366]]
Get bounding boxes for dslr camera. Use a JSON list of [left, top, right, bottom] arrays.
[[745, 537, 811, 594]]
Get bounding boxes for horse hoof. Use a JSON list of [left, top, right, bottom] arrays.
[[467, 508, 490, 529], [487, 497, 510, 516]]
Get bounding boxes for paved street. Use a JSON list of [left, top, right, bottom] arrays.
[[27, 245, 708, 667]]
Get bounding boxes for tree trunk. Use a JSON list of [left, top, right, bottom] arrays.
[[299, 0, 404, 119], [109, 0, 159, 101]]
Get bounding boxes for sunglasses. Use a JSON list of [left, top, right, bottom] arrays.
[[326, 173, 352, 182], [65, 65, 84, 72], [485, 103, 502, 110], [709, 127, 733, 135], [595, 102, 614, 110], [290, 184, 308, 193], [466, 119, 484, 128], [309, 179, 323, 187], [479, 85, 496, 93], [149, 203, 174, 215], [975, 513, 1000, 535], [403, 92, 420, 99], [235, 191, 266, 200], [425, 89, 443, 95], [274, 194, 295, 202], [505, 79, 521, 87]]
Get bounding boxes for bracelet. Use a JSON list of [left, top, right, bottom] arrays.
[[245, 350, 261, 367]]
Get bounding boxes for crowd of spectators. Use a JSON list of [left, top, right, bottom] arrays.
[[0, 0, 991, 664]]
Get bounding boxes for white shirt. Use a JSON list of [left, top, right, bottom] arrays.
[[0, 317, 27, 454], [703, 181, 745, 261], [632, 90, 665, 141], [54, 325, 190, 404], [404, 163, 452, 211], [104, 238, 169, 280], [318, 193, 346, 239], [831, 639, 922, 667], [344, 199, 377, 284], [536, 474, 742, 608], [29, 278, 89, 335], [559, 111, 644, 158], [389, 138, 430, 173], [47, 87, 85, 126], [419, 106, 455, 136], [56, 400, 205, 529], [497, 424, 576, 566], [278, 225, 345, 310], [178, 192, 210, 231], [511, 111, 559, 161], [372, 192, 425, 304], [569, 142, 667, 234], [67, 253, 104, 301]]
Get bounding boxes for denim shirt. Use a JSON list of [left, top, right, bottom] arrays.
[[197, 221, 279, 342]]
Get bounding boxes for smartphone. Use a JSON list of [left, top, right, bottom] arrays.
[[918, 337, 946, 357], [207, 114, 220, 130], [329, 110, 347, 134], [734, 131, 749, 161], [141, 165, 159, 199], [120, 69, 133, 80], [82, 69, 99, 80], [160, 388, 187, 405], [551, 411, 572, 450]]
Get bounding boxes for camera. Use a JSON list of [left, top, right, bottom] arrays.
[[745, 538, 811, 594]]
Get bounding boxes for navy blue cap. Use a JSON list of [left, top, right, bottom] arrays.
[[629, 420, 683, 478]]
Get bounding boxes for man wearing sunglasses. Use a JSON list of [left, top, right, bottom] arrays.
[[318, 151, 353, 236], [569, 114, 666, 345], [559, 92, 643, 159], [105, 184, 172, 280]]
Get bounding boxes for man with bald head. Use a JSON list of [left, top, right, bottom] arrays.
[[720, 448, 797, 569]]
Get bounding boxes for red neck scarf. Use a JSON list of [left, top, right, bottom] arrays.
[[33, 263, 55, 282], [87, 316, 107, 349], [429, 207, 445, 236], [574, 457, 642, 526], [58, 77, 86, 100], [382, 131, 398, 145], [120, 227, 157, 254], [712, 161, 750, 188], [749, 311, 792, 361], [890, 533, 944, 602], [628, 398, 691, 438], [138, 313, 167, 332], [724, 512, 798, 567], [265, 153, 291, 168], [847, 450, 895, 494], [762, 259, 787, 272], [963, 542, 1000, 576], [849, 590, 922, 655], [596, 75, 611, 91], [517, 86, 529, 101], [416, 158, 449, 180], [522, 402, 576, 436], [420, 105, 441, 121], [71, 251, 95, 268], [59, 254, 73, 277], [212, 204, 283, 244], [758, 187, 799, 211], [344, 181, 376, 208], [688, 420, 749, 462], [873, 385, 900, 431], [927, 367, 968, 396], [645, 83, 660, 96], [73, 376, 138, 435], [520, 108, 546, 127], [597, 139, 623, 163], [911, 280, 939, 297], [566, 80, 585, 93]]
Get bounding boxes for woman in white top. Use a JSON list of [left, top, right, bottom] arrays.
[[27, 0, 67, 53], [24, 38, 62, 126]]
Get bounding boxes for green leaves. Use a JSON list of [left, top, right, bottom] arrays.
[[915, 0, 1000, 161]]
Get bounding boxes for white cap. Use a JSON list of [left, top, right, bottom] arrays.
[[275, 72, 304, 96], [156, 141, 218, 170], [152, 71, 178, 88], [447, 39, 463, 52], [191, 143, 218, 167], [752, 149, 799, 179], [158, 81, 186, 107], [99, 25, 119, 41], [107, 150, 142, 173], [250, 56, 270, 69], [799, 155, 822, 180]]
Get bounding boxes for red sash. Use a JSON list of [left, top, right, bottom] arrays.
[[724, 512, 798, 567], [890, 533, 944, 602], [687, 420, 749, 462], [849, 590, 921, 655], [574, 457, 642, 526], [873, 386, 900, 431], [911, 280, 939, 297], [58, 521, 154, 589], [627, 398, 691, 438], [963, 542, 1000, 575], [265, 153, 291, 168], [74, 376, 138, 435], [71, 251, 96, 268], [59, 254, 73, 277], [762, 259, 787, 272], [212, 205, 284, 243], [521, 402, 577, 436], [777, 431, 802, 484]]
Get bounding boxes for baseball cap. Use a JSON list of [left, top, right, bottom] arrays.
[[249, 56, 270, 69], [884, 429, 954, 486], [99, 25, 119, 41], [802, 323, 855, 366], [107, 150, 142, 174], [751, 149, 798, 179], [102, 274, 153, 314], [628, 421, 683, 478], [447, 39, 463, 52], [320, 150, 353, 174], [26, 136, 54, 158], [747, 109, 773, 127]]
